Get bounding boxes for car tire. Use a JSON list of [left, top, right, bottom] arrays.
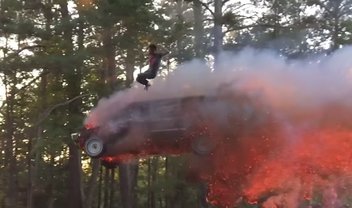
[[84, 136, 106, 158], [191, 136, 216, 156]]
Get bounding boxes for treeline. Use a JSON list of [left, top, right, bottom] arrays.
[[0, 0, 352, 208]]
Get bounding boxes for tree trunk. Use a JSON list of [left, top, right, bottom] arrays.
[[176, 0, 184, 59], [164, 158, 169, 208], [85, 159, 101, 208], [147, 158, 157, 208], [28, 3, 52, 201], [150, 158, 158, 208], [27, 129, 34, 208], [119, 161, 139, 208], [104, 167, 110, 208], [109, 168, 116, 208], [147, 159, 151, 208], [193, 0, 205, 58], [59, 1, 84, 208], [331, 1, 341, 51], [4, 85, 17, 208], [98, 165, 103, 208], [28, 68, 48, 208], [272, 0, 280, 39], [119, 21, 139, 208], [126, 47, 136, 87], [213, 0, 223, 69], [68, 145, 84, 208], [103, 26, 116, 92], [332, 17, 339, 51], [47, 155, 55, 208], [3, 36, 18, 207]]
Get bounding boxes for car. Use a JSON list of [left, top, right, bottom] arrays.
[[73, 93, 262, 168]]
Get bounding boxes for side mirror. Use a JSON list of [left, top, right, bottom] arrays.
[[71, 132, 80, 145]]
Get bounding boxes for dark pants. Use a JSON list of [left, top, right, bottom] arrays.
[[136, 69, 157, 86]]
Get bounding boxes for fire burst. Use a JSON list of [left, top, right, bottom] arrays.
[[82, 47, 352, 208], [202, 101, 352, 208]]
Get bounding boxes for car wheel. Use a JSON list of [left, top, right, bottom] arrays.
[[191, 136, 216, 156], [84, 136, 105, 158]]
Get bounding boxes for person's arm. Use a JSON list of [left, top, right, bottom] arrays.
[[158, 45, 169, 57]]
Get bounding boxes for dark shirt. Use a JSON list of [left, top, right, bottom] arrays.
[[149, 53, 163, 73]]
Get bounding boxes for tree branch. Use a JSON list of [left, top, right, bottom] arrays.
[[223, 23, 294, 33], [232, 3, 253, 11], [339, 5, 352, 17], [15, 70, 51, 94], [203, 18, 214, 22], [194, 0, 215, 16], [0, 45, 46, 58], [314, 1, 334, 15], [15, 45, 46, 55], [0, 45, 47, 73], [35, 93, 91, 126], [222, 0, 231, 6]]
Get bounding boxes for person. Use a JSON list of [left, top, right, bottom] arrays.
[[136, 44, 169, 90]]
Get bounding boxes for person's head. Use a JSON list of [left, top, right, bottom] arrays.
[[148, 44, 157, 54]]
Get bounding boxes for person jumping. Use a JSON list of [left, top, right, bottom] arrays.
[[136, 44, 169, 90]]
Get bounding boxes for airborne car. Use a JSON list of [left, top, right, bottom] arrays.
[[73, 94, 260, 166]]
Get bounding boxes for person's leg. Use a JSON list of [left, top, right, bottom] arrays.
[[143, 70, 156, 90], [146, 69, 157, 79], [136, 72, 149, 86]]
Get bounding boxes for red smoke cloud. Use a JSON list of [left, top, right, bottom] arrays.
[[84, 47, 352, 207], [199, 94, 352, 207]]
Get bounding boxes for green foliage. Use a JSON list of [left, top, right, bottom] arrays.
[[304, 0, 352, 50], [1, 0, 352, 207]]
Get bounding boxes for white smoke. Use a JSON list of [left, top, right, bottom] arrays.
[[84, 46, 352, 207], [85, 46, 352, 132]]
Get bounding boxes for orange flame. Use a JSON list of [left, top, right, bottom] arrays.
[[202, 104, 352, 207]]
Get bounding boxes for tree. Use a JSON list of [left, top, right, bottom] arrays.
[[192, 0, 206, 59], [3, 0, 352, 207], [58, 1, 85, 207], [187, 0, 257, 67], [307, 0, 352, 51], [0, 1, 42, 206]]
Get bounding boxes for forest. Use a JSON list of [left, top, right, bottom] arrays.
[[1, 0, 352, 208]]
